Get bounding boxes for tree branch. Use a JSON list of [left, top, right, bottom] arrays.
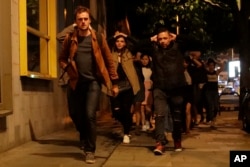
[[203, 0, 221, 7]]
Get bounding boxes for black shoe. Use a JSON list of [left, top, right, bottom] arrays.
[[80, 140, 85, 150]]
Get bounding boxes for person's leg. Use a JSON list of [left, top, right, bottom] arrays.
[[211, 90, 219, 127], [133, 102, 142, 135], [84, 81, 101, 154], [68, 82, 87, 149], [67, 85, 81, 132], [185, 102, 191, 133], [192, 85, 199, 125], [153, 89, 168, 155], [170, 95, 184, 151], [140, 104, 147, 131], [205, 91, 214, 123], [119, 90, 134, 135], [164, 104, 173, 133]]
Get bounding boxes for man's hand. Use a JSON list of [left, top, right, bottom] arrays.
[[112, 84, 119, 97], [170, 33, 176, 41], [150, 35, 157, 42], [113, 31, 128, 38]]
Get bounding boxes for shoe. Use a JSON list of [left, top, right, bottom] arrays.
[[145, 121, 150, 130], [123, 135, 130, 144], [141, 125, 147, 131], [80, 140, 85, 150], [154, 142, 164, 155], [174, 140, 183, 152], [85, 152, 95, 164], [210, 121, 215, 127]]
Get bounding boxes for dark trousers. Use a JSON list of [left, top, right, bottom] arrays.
[[153, 88, 184, 144], [110, 89, 134, 135], [67, 80, 101, 152], [205, 90, 219, 122], [193, 84, 206, 121]]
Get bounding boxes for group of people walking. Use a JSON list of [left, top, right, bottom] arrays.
[[57, 5, 224, 164]]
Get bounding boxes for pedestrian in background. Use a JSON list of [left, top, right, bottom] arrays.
[[188, 48, 207, 125], [204, 58, 224, 127], [183, 56, 193, 134], [57, 6, 119, 164], [109, 32, 141, 144], [140, 53, 153, 132]]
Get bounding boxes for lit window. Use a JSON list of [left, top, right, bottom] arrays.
[[20, 0, 57, 79]]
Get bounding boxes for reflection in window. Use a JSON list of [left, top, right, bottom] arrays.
[[27, 0, 39, 30], [26, 0, 48, 74], [27, 32, 40, 72]]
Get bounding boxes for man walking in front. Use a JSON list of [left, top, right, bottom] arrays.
[[58, 6, 119, 164], [137, 27, 189, 155]]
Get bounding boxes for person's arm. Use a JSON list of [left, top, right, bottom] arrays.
[[57, 24, 76, 43], [58, 34, 71, 70], [190, 57, 203, 68], [99, 33, 119, 81]]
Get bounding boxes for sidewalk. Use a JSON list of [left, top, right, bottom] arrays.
[[0, 111, 121, 167], [0, 111, 249, 167], [103, 111, 250, 167]]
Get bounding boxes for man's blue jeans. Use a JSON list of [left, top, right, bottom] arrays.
[[153, 88, 183, 144], [67, 80, 101, 152]]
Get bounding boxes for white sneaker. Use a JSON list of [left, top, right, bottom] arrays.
[[145, 121, 150, 130], [123, 135, 130, 144], [142, 125, 147, 131]]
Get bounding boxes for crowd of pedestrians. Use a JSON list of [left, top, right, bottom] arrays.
[[57, 5, 224, 164]]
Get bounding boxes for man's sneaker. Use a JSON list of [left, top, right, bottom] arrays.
[[85, 152, 95, 164], [123, 135, 130, 144], [174, 140, 183, 152], [153, 142, 164, 155]]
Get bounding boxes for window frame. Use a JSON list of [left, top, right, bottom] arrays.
[[19, 0, 57, 79]]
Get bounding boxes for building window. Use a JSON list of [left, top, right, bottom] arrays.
[[20, 0, 57, 79]]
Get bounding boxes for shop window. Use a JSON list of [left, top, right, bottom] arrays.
[[19, 0, 57, 79]]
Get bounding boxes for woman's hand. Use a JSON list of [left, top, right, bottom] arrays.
[[112, 84, 119, 97]]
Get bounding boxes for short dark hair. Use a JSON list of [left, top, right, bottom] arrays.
[[74, 6, 91, 21], [207, 58, 216, 65], [157, 27, 170, 35]]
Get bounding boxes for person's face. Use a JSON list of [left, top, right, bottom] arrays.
[[157, 31, 172, 48], [141, 55, 150, 66], [75, 12, 91, 31], [208, 62, 215, 71], [115, 37, 126, 50]]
